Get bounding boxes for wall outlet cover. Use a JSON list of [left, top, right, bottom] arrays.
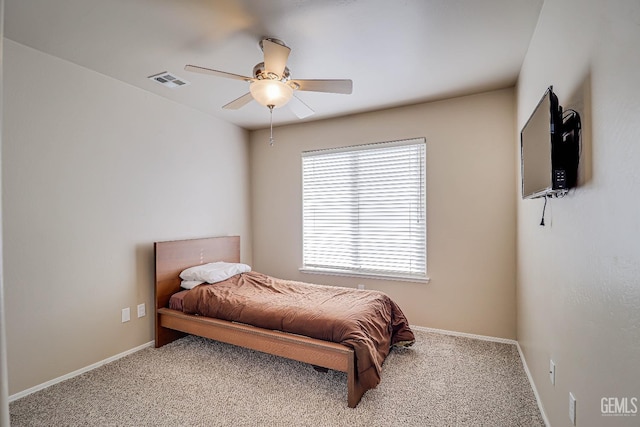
[[569, 392, 576, 425]]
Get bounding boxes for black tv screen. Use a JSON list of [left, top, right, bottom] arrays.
[[520, 86, 563, 199]]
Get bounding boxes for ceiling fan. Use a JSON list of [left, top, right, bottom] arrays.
[[184, 37, 353, 128]]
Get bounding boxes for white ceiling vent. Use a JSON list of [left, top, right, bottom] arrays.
[[148, 71, 190, 88]]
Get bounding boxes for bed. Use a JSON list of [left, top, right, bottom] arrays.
[[154, 236, 414, 408]]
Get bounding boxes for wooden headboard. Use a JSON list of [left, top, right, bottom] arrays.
[[154, 236, 240, 345]]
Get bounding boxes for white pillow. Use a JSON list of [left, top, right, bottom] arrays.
[[179, 262, 251, 284], [180, 280, 204, 290]]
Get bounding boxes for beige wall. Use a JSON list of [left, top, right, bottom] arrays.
[[250, 89, 517, 339], [517, 1, 640, 426], [2, 40, 251, 395]]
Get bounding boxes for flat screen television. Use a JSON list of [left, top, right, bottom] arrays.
[[520, 86, 578, 199]]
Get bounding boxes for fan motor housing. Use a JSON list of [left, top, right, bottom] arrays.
[[253, 62, 290, 82]]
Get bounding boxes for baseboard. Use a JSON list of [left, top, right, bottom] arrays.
[[516, 342, 551, 427], [411, 325, 517, 345], [9, 341, 154, 402]]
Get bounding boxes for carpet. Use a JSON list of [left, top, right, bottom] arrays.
[[10, 330, 544, 426]]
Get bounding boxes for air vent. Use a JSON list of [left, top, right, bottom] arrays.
[[148, 71, 190, 88]]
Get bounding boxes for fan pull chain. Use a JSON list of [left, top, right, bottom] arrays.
[[268, 105, 275, 147]]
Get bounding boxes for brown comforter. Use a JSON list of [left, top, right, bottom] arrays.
[[182, 271, 415, 389]]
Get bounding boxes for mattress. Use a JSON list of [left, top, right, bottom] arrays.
[[169, 289, 189, 312]]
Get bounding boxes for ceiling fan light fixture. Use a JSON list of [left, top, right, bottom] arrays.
[[185, 36, 351, 122], [250, 79, 293, 108]]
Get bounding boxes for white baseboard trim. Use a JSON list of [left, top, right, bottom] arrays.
[[411, 325, 517, 345], [9, 341, 154, 402], [516, 342, 551, 427]]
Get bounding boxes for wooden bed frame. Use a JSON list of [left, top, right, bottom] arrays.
[[154, 236, 368, 408]]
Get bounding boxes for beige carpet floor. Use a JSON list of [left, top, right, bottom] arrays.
[[10, 329, 545, 426]]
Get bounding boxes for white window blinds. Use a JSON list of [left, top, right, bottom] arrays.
[[302, 138, 427, 280]]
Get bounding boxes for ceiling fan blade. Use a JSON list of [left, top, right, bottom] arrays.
[[222, 92, 254, 110], [184, 65, 253, 82], [288, 95, 315, 119], [262, 39, 290, 77], [291, 79, 353, 94]]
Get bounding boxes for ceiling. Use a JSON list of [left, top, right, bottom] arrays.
[[5, 0, 543, 130]]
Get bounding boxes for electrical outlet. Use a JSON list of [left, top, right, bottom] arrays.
[[569, 392, 576, 425], [549, 359, 556, 385], [358, 284, 365, 290], [121, 307, 130, 323], [137, 303, 146, 318]]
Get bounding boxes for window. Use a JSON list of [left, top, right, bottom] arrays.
[[301, 138, 427, 281]]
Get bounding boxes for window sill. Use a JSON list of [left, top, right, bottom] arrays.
[[299, 267, 430, 284]]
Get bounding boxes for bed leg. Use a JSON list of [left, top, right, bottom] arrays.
[[346, 352, 367, 408], [155, 317, 185, 348]]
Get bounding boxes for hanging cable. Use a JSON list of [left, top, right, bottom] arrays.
[[268, 105, 275, 147], [540, 195, 548, 226]]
